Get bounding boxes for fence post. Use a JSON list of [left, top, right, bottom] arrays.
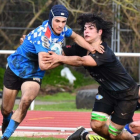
[[139, 58, 140, 85], [30, 100, 35, 110]]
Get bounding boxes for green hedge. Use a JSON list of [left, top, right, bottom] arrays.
[[0, 66, 96, 90], [0, 68, 5, 89], [42, 65, 96, 89]]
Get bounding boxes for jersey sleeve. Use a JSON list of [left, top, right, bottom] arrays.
[[64, 25, 73, 37], [89, 43, 116, 66], [26, 26, 51, 54], [62, 44, 76, 56], [62, 43, 87, 57]]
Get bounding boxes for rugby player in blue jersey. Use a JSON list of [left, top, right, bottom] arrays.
[[43, 13, 140, 140], [0, 5, 104, 140]]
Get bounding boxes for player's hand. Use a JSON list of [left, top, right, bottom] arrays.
[[42, 51, 60, 65], [93, 45, 104, 54], [20, 35, 26, 45], [45, 51, 61, 69], [41, 53, 51, 64]]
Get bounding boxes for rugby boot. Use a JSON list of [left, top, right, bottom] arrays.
[[66, 126, 86, 140], [0, 137, 8, 140], [2, 121, 9, 134]]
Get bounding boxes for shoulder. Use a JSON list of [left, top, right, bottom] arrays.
[[26, 20, 49, 39], [62, 43, 87, 56], [63, 25, 73, 37], [101, 42, 115, 58], [89, 42, 116, 65], [64, 25, 72, 31]]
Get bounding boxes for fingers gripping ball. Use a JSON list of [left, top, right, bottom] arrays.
[[50, 43, 62, 55]]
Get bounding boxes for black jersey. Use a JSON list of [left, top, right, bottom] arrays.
[[62, 42, 136, 92]]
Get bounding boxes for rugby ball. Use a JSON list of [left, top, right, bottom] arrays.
[[50, 43, 62, 55]]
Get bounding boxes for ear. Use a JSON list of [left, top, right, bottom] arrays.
[[99, 29, 102, 36]]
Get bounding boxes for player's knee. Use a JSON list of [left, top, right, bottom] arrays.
[[90, 120, 103, 132], [108, 134, 117, 140], [108, 124, 123, 140], [90, 111, 108, 132], [1, 105, 12, 116]]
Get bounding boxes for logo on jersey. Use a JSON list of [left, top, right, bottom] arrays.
[[33, 78, 40, 82], [96, 94, 103, 100], [41, 36, 50, 49], [121, 113, 128, 116], [66, 45, 71, 48], [41, 26, 52, 49]]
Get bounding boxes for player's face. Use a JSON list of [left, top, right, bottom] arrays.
[[52, 17, 67, 35], [84, 22, 102, 43]]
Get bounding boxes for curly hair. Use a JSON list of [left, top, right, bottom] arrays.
[[77, 13, 113, 41]]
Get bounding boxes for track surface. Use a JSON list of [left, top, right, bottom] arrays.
[[0, 111, 140, 139]]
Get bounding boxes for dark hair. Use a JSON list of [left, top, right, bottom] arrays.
[[77, 13, 113, 41]]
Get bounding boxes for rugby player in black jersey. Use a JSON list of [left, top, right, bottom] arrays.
[[43, 13, 140, 140]]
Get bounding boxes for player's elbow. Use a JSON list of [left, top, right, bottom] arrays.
[[39, 64, 45, 70], [80, 57, 86, 66], [75, 57, 84, 66], [75, 57, 87, 66], [39, 63, 50, 71]]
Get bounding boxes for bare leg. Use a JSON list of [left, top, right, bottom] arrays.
[[2, 81, 40, 139], [1, 86, 18, 134], [12, 81, 40, 122], [1, 86, 18, 117], [90, 117, 135, 140]]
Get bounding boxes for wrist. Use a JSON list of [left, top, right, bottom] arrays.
[[58, 55, 63, 62], [89, 47, 95, 52]]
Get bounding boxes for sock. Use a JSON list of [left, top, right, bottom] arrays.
[[124, 124, 134, 134], [83, 132, 89, 140], [2, 119, 19, 139], [81, 129, 89, 140], [3, 112, 13, 122]]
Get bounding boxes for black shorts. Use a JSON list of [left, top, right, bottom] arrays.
[[3, 67, 42, 90], [93, 84, 139, 125]]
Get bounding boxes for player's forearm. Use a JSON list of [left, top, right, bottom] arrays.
[[58, 55, 83, 66], [73, 34, 95, 52], [47, 62, 62, 70], [40, 62, 61, 70]]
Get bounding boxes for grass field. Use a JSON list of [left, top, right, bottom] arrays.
[[12, 92, 91, 111], [14, 102, 91, 112], [36, 92, 76, 101]]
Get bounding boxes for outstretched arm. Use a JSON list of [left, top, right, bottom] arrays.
[[42, 51, 97, 69]]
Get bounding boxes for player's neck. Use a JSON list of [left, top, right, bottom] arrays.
[[86, 39, 102, 55], [90, 39, 102, 48]]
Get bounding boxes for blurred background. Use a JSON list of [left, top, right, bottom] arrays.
[[0, 0, 140, 99], [0, 1, 140, 139]]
